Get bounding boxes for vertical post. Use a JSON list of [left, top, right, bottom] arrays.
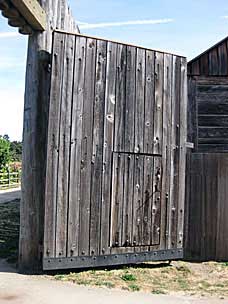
[[7, 166, 10, 188], [19, 0, 77, 273]]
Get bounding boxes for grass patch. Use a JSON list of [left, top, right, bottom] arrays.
[[53, 261, 228, 298], [128, 284, 140, 292], [121, 272, 137, 282], [0, 200, 20, 264], [151, 289, 166, 294]]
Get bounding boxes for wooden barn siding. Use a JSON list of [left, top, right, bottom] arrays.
[[185, 153, 228, 261], [188, 39, 228, 76], [44, 31, 187, 262], [187, 76, 228, 152]]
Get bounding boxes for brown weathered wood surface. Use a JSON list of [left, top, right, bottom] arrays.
[[43, 31, 187, 269], [185, 153, 228, 261], [188, 36, 228, 76], [187, 76, 228, 152], [20, 1, 77, 272]]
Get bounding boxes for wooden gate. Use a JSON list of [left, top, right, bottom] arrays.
[[43, 31, 187, 270]]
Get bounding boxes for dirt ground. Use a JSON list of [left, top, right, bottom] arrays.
[[0, 196, 228, 302], [54, 260, 228, 298]]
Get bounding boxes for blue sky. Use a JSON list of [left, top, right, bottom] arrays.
[[1, 0, 228, 140]]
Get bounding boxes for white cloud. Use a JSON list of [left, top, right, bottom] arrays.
[[78, 18, 174, 30], [221, 16, 228, 19], [0, 32, 20, 39]]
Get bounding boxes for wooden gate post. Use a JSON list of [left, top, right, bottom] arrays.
[[19, 0, 77, 272]]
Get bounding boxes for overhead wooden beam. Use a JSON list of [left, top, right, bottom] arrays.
[[0, 0, 46, 34], [10, 0, 46, 31]]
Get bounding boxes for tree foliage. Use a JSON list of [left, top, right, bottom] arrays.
[[0, 135, 22, 171], [0, 136, 11, 170]]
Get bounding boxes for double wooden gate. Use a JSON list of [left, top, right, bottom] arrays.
[[43, 31, 187, 270]]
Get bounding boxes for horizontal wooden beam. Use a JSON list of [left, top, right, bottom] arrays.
[[10, 0, 46, 30]]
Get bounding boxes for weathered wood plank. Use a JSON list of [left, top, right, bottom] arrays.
[[78, 38, 97, 256], [197, 84, 228, 95], [10, 0, 46, 30], [55, 34, 75, 258], [100, 42, 117, 255], [132, 155, 144, 246], [114, 44, 127, 152], [198, 115, 228, 127], [110, 153, 124, 247], [67, 36, 86, 257], [125, 46, 136, 152], [144, 50, 155, 154], [161, 54, 172, 249], [135, 48, 145, 153], [209, 48, 219, 76], [198, 102, 228, 115], [44, 32, 66, 259], [122, 153, 134, 246], [199, 53, 209, 76], [90, 39, 107, 256], [177, 57, 187, 248], [151, 157, 162, 245], [187, 77, 197, 147], [217, 42, 228, 76], [198, 144, 228, 152], [142, 155, 153, 246], [190, 60, 200, 76], [216, 155, 228, 260], [169, 56, 181, 249], [153, 52, 164, 155]]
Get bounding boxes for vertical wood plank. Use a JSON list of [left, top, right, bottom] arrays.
[[144, 50, 155, 154], [132, 155, 144, 246], [100, 42, 117, 255], [67, 36, 86, 257], [177, 57, 187, 248], [168, 56, 181, 249], [216, 155, 228, 260], [153, 52, 164, 155], [44, 32, 66, 258], [110, 153, 124, 247], [218, 42, 228, 76], [55, 34, 75, 258], [187, 77, 197, 149], [191, 60, 200, 76], [125, 46, 136, 152], [114, 44, 127, 152], [134, 48, 145, 153], [90, 39, 107, 256], [200, 53, 209, 76], [78, 38, 97, 256], [209, 48, 219, 76], [122, 153, 134, 246], [142, 155, 153, 246], [161, 54, 172, 249], [151, 157, 162, 245]]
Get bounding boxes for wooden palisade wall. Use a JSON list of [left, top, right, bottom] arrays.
[[19, 0, 78, 272], [43, 31, 187, 270]]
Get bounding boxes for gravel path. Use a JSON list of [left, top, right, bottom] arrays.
[[0, 188, 21, 204], [0, 260, 227, 304]]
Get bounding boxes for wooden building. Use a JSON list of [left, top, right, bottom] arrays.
[[186, 36, 228, 261], [43, 31, 188, 270]]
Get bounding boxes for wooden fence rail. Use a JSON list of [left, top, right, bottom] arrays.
[[0, 171, 21, 190], [185, 153, 228, 261]]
